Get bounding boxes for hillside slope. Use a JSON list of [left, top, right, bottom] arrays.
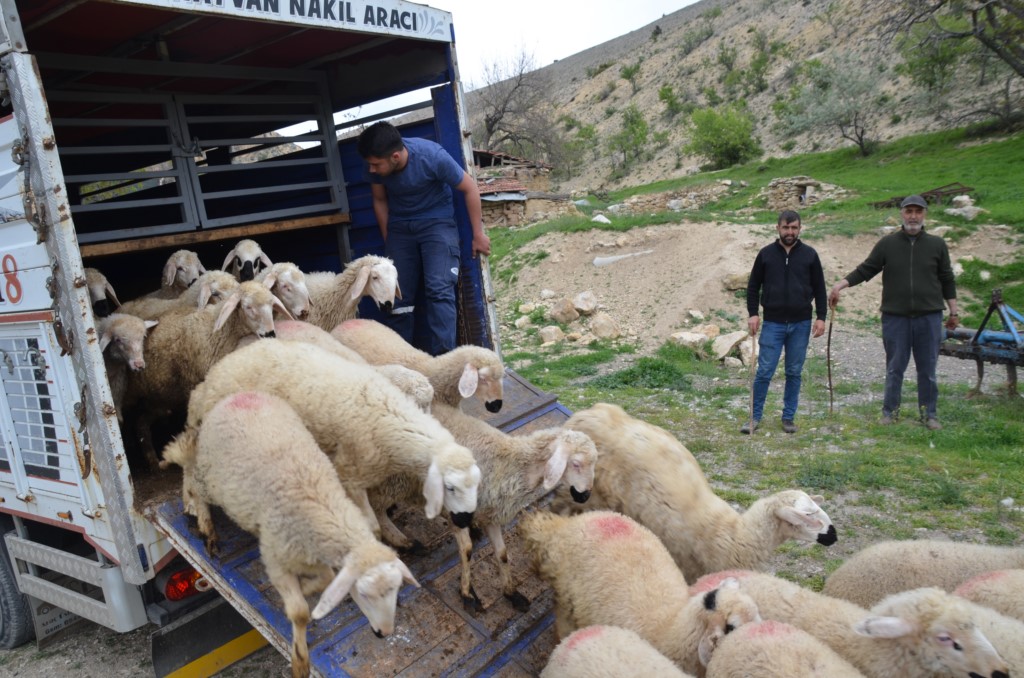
[[465, 0, 1009, 193]]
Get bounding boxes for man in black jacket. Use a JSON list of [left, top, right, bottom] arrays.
[[743, 210, 827, 434], [829, 195, 958, 430]]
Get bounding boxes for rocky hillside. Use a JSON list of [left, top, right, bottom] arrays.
[[464, 0, 1007, 193]]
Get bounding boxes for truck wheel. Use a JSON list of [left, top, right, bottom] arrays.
[[0, 530, 35, 649]]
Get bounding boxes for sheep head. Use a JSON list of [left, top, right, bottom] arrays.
[[424, 452, 481, 526], [163, 250, 206, 291], [545, 429, 598, 501], [213, 281, 292, 338], [259, 262, 311, 319], [349, 256, 400, 313], [771, 490, 837, 546], [222, 238, 272, 281], [99, 314, 158, 371], [695, 577, 762, 668]]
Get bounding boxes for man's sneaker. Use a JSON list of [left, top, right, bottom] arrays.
[[782, 419, 797, 434], [925, 418, 943, 431], [740, 420, 760, 434], [880, 414, 895, 425]]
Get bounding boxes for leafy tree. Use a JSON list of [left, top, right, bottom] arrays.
[[896, 23, 971, 104], [659, 85, 685, 118], [684, 104, 761, 169], [471, 50, 563, 160], [620, 61, 642, 94], [608, 104, 649, 166], [782, 54, 884, 156], [884, 1, 1024, 80]]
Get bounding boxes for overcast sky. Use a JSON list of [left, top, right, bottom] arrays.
[[425, 0, 703, 88]]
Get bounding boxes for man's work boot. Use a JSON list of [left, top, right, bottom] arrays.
[[740, 420, 760, 435]]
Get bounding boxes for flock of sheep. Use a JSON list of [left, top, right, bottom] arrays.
[[86, 240, 1022, 678]]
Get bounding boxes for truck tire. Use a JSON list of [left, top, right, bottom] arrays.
[[0, 530, 35, 649]]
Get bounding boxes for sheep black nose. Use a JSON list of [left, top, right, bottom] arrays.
[[991, 671, 1010, 678], [373, 628, 384, 639], [450, 512, 473, 529], [260, 330, 276, 339], [570, 487, 591, 503], [379, 300, 393, 314], [817, 524, 838, 546], [92, 300, 113, 318], [485, 399, 503, 413], [240, 261, 255, 281]]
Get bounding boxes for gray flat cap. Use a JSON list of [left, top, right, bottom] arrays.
[[900, 194, 928, 209]]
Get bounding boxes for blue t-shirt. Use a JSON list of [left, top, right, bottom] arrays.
[[368, 137, 465, 222]]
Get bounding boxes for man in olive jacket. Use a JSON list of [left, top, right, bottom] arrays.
[[743, 210, 827, 434], [829, 195, 959, 430]]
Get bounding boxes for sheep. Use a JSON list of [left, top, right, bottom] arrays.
[[255, 262, 310, 320], [370, 401, 598, 612], [84, 267, 121, 317], [690, 570, 1010, 678], [705, 620, 865, 677], [182, 339, 481, 536], [821, 539, 1024, 609], [331, 318, 505, 412], [541, 625, 694, 678], [520, 510, 762, 676], [96, 313, 158, 423], [125, 280, 291, 469], [955, 569, 1024, 622], [139, 249, 206, 300], [221, 238, 271, 281], [118, 270, 240, 320], [235, 319, 434, 411], [161, 391, 418, 678], [551, 402, 836, 581], [304, 255, 400, 332]]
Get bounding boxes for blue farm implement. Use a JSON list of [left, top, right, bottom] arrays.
[[940, 289, 1024, 396]]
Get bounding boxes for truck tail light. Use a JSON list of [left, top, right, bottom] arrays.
[[163, 566, 211, 601]]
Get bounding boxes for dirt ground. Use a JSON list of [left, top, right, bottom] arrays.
[[3, 219, 1019, 678]]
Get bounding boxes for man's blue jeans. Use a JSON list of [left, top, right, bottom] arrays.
[[752, 319, 812, 422], [881, 311, 942, 419], [383, 218, 461, 356]]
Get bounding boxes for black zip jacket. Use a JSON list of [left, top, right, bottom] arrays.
[[746, 239, 827, 323]]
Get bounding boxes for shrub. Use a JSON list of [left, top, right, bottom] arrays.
[[684, 104, 762, 169]]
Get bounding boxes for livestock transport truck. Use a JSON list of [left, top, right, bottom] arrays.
[[0, 1, 570, 675]]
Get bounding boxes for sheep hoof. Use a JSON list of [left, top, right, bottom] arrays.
[[505, 590, 531, 612], [400, 540, 429, 557], [204, 536, 221, 559], [461, 588, 484, 614]]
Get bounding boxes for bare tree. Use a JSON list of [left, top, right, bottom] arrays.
[[470, 51, 562, 160], [883, 1, 1024, 80]]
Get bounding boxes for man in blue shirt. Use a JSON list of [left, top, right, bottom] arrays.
[[357, 121, 490, 355]]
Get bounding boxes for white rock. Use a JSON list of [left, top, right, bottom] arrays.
[[573, 198, 591, 206], [548, 299, 580, 324], [607, 204, 624, 213], [539, 326, 565, 344], [945, 206, 987, 221], [980, 270, 991, 281], [952, 262, 964, 277], [514, 316, 532, 329], [590, 312, 621, 339], [688, 309, 705, 321], [739, 337, 755, 365], [951, 194, 974, 208], [591, 214, 612, 224], [691, 323, 721, 339], [712, 330, 749, 360], [1001, 497, 1015, 508], [573, 290, 599, 315], [518, 303, 537, 314], [540, 289, 557, 300], [724, 356, 743, 368], [669, 331, 707, 349], [593, 250, 653, 267]]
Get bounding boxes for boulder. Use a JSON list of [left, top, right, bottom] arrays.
[[591, 214, 612, 224], [669, 331, 707, 349], [573, 290, 599, 315], [712, 330, 748, 360], [539, 326, 565, 344], [723, 273, 749, 291], [590, 312, 621, 339], [548, 299, 580, 324]]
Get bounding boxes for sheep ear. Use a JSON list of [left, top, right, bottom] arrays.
[[221, 248, 238, 271], [394, 279, 402, 300], [775, 505, 818, 528], [423, 461, 445, 519], [259, 253, 273, 270], [311, 565, 358, 620], [198, 262, 208, 274], [144, 320, 159, 331], [458, 363, 479, 398], [99, 327, 113, 353], [213, 291, 242, 332], [350, 265, 372, 301], [197, 282, 214, 308], [542, 440, 570, 491], [272, 296, 295, 321], [261, 270, 278, 289], [854, 615, 915, 639], [162, 258, 177, 287], [397, 559, 420, 588], [697, 628, 720, 667], [104, 282, 122, 307], [809, 494, 825, 504]]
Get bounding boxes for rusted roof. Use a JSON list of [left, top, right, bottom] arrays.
[[477, 176, 528, 196]]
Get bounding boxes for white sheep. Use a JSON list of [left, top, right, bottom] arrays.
[[118, 270, 240, 320], [255, 262, 310, 320], [304, 255, 400, 332], [139, 249, 206, 300], [541, 625, 693, 678], [553, 402, 837, 581], [221, 238, 272, 281], [331, 318, 505, 412], [182, 339, 481, 536], [370, 402, 598, 612], [235, 319, 434, 411], [954, 569, 1024, 622], [705, 619, 865, 677], [84, 267, 121, 317], [161, 391, 418, 678], [822, 539, 1024, 609], [520, 510, 762, 676], [690, 570, 1010, 678], [96, 313, 158, 423], [125, 280, 291, 468]]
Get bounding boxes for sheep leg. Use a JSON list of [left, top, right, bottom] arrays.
[[133, 408, 162, 471], [191, 496, 220, 558], [487, 523, 530, 612], [375, 505, 416, 551], [348, 486, 382, 539], [453, 526, 483, 613], [266, 565, 311, 678]]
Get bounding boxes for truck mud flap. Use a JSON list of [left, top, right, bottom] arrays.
[[147, 369, 570, 677]]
